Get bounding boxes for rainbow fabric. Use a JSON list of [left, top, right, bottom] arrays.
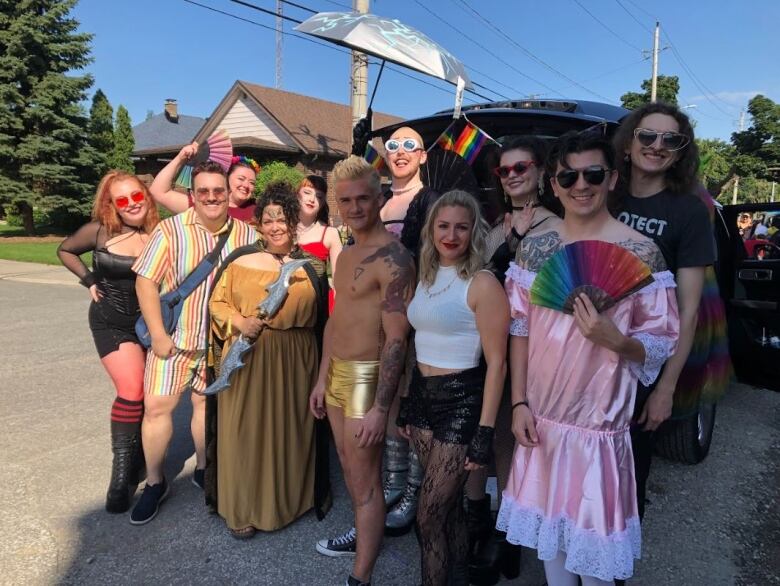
[[437, 121, 488, 165], [364, 142, 385, 171], [671, 186, 734, 416]]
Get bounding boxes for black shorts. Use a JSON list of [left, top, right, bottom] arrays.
[[407, 365, 484, 445], [88, 302, 141, 358]]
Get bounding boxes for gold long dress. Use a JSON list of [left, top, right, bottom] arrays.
[[209, 263, 318, 531]]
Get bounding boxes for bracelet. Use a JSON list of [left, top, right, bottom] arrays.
[[467, 425, 494, 465], [511, 401, 529, 411]]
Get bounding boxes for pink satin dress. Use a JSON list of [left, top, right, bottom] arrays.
[[497, 262, 679, 582]]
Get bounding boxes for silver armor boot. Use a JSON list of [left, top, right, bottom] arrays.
[[383, 436, 409, 509], [385, 450, 423, 536]]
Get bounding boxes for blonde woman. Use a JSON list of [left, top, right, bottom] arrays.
[[397, 190, 510, 585]]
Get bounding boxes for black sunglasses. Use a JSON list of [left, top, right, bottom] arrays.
[[555, 165, 611, 189], [493, 161, 536, 179], [633, 128, 690, 151]]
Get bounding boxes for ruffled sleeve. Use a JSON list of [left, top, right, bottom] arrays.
[[505, 262, 534, 337], [627, 270, 680, 385]]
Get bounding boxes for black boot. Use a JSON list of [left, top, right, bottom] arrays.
[[467, 497, 499, 586], [470, 529, 521, 585], [105, 422, 142, 513], [498, 534, 521, 580]]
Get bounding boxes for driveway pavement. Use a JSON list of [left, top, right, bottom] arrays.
[[0, 261, 777, 585]]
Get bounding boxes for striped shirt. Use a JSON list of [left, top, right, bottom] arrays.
[[132, 208, 256, 350]]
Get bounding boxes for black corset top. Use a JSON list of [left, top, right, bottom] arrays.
[[93, 249, 139, 315]]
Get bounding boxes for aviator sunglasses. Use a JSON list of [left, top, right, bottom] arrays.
[[633, 128, 690, 151], [114, 191, 145, 209], [385, 138, 422, 154], [493, 161, 536, 179], [555, 165, 611, 189]]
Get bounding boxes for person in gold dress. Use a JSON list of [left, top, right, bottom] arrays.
[[205, 181, 330, 538]]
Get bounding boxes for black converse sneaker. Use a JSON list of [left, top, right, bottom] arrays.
[[316, 526, 357, 557]]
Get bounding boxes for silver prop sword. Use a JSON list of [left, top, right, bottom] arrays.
[[202, 258, 310, 396]]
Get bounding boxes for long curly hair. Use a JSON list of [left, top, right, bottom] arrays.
[[254, 180, 301, 249], [612, 101, 699, 197], [91, 170, 160, 236], [418, 190, 489, 288]]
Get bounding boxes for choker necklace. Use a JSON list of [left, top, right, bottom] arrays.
[[297, 222, 316, 234], [267, 251, 287, 265], [511, 202, 541, 211]]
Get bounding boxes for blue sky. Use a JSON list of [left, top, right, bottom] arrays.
[[72, 0, 777, 141]]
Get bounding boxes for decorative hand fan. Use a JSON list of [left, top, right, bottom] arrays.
[[175, 129, 233, 189], [530, 240, 654, 314], [422, 149, 479, 196]]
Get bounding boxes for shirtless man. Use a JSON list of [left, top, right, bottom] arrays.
[[310, 156, 415, 586]]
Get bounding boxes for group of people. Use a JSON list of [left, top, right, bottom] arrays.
[[58, 100, 720, 586]]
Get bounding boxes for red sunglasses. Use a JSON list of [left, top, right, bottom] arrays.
[[115, 191, 145, 209], [493, 161, 536, 179]]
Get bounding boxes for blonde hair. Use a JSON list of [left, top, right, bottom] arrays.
[[331, 155, 381, 196], [419, 190, 488, 287]]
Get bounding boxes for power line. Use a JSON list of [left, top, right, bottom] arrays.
[[412, 0, 550, 97], [319, 0, 352, 9], [449, 0, 616, 104], [229, 0, 303, 23], [275, 0, 316, 14], [622, 0, 658, 20], [572, 0, 643, 53], [613, 0, 653, 33]]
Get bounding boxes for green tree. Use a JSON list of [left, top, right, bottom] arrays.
[[0, 0, 95, 234], [731, 94, 780, 181], [697, 138, 734, 197], [110, 105, 135, 173], [255, 161, 303, 195], [88, 89, 114, 178], [620, 75, 680, 110]]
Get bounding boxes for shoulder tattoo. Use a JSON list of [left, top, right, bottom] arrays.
[[358, 242, 415, 313], [517, 231, 565, 271], [618, 239, 667, 272]]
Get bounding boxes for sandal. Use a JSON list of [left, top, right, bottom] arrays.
[[229, 526, 257, 540]]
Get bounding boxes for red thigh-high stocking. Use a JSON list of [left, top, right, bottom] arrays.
[[101, 342, 145, 430]]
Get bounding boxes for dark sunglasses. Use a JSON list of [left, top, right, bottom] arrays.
[[115, 191, 145, 209], [633, 128, 690, 151], [385, 138, 421, 153], [493, 161, 536, 179], [555, 166, 611, 189]]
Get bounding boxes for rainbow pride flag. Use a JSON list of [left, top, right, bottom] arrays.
[[364, 142, 385, 171], [440, 121, 489, 165]]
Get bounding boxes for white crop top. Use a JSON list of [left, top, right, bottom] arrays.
[[407, 265, 482, 369]]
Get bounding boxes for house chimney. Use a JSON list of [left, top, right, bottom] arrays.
[[164, 99, 178, 122]]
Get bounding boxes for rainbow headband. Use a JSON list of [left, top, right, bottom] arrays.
[[231, 155, 261, 174]]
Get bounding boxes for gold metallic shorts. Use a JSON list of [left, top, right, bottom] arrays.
[[325, 357, 380, 419]]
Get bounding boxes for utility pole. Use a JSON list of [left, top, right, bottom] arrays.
[[275, 0, 283, 89], [350, 0, 369, 136], [733, 109, 746, 204], [650, 22, 660, 102]]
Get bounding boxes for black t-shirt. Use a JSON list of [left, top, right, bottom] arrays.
[[615, 190, 715, 274]]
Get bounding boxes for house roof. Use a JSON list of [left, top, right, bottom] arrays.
[[237, 81, 403, 157], [132, 113, 206, 155]]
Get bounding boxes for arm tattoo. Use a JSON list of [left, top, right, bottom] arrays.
[[361, 242, 415, 313], [617, 239, 668, 272], [375, 338, 406, 411], [517, 231, 564, 271]]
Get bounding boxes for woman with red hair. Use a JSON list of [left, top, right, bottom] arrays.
[[58, 170, 160, 513]]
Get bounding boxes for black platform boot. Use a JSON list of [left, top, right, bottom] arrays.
[[467, 496, 499, 586], [105, 422, 142, 513]]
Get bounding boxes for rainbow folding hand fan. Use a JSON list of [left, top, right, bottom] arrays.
[[175, 129, 233, 189], [530, 240, 654, 314]]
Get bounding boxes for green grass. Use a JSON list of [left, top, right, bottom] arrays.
[[0, 242, 91, 266]]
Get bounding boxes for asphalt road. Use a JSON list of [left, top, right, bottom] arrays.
[[1, 261, 778, 586]]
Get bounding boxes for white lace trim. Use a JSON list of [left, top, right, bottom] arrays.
[[496, 495, 641, 581], [642, 270, 676, 292], [629, 332, 675, 386], [505, 262, 535, 290], [510, 317, 528, 337]]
